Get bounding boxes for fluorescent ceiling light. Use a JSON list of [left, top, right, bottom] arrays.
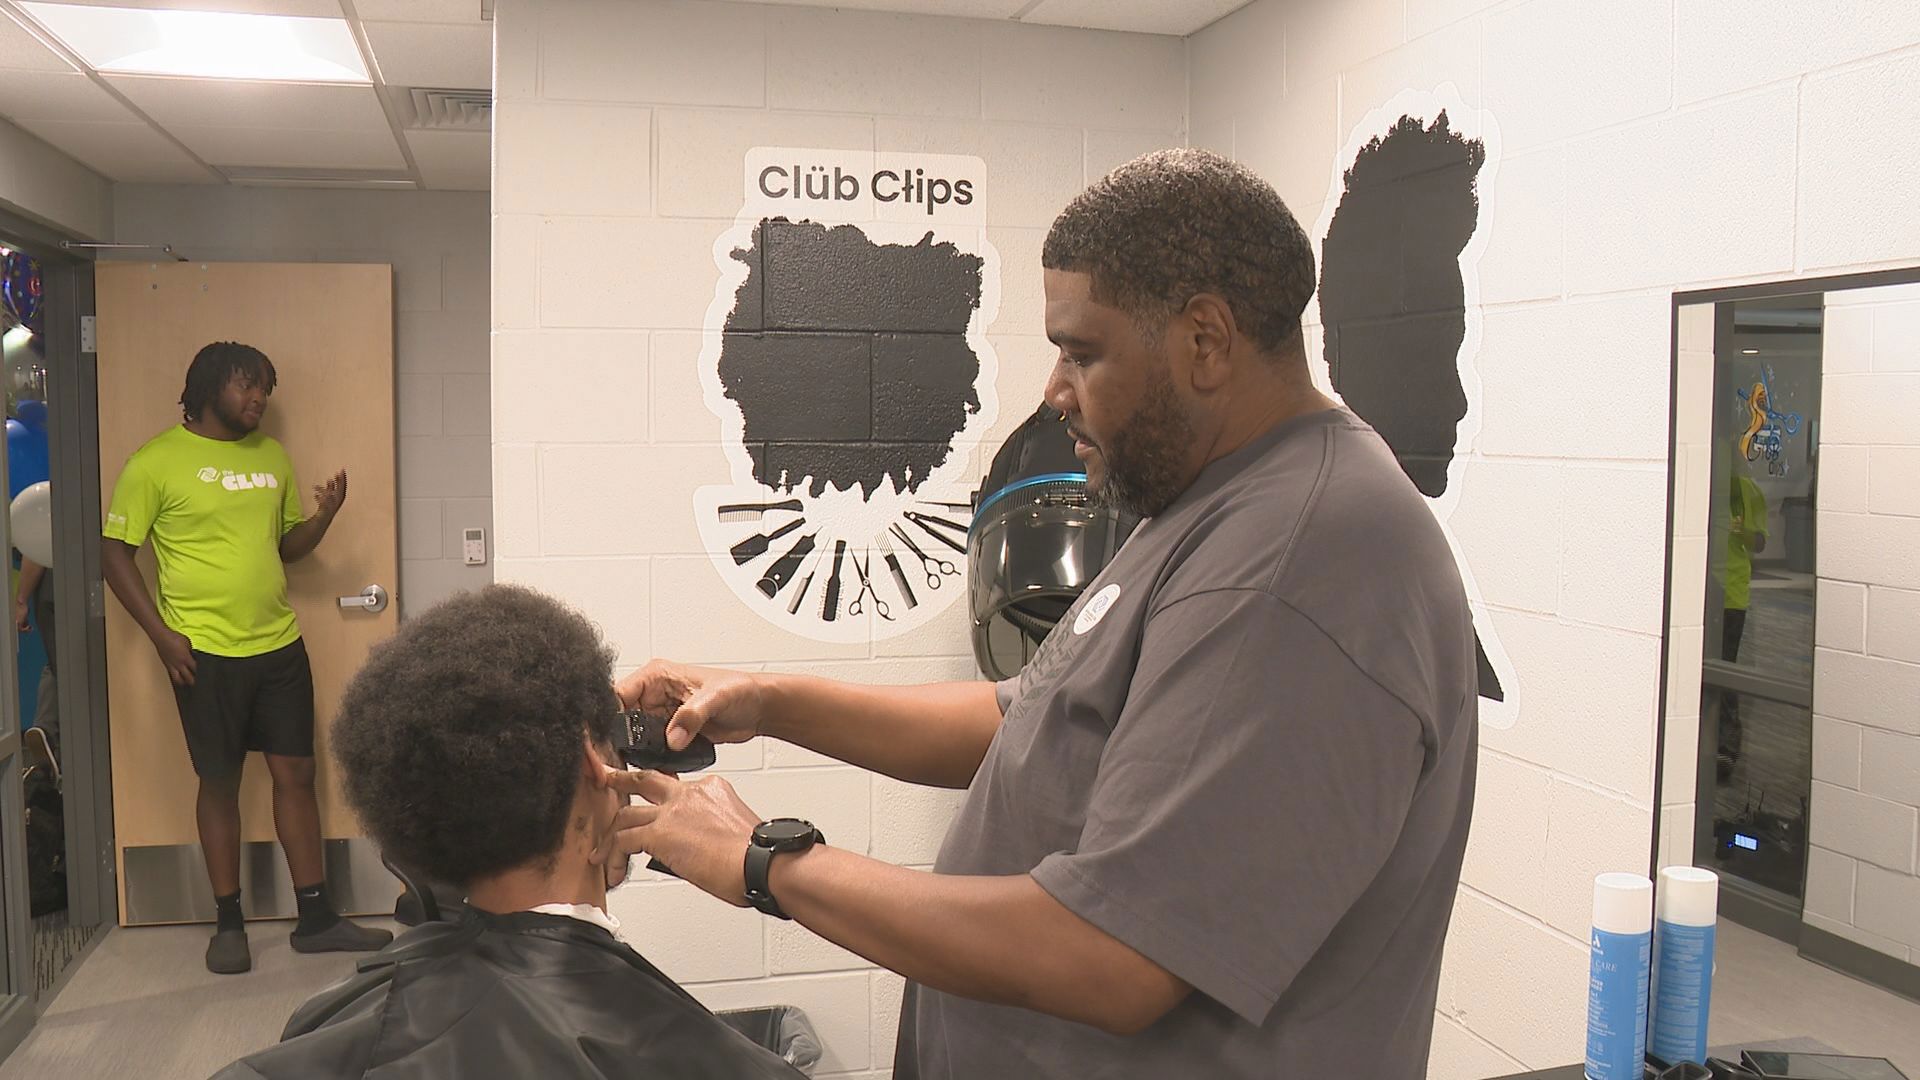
[[20, 4, 368, 83], [1741, 348, 1760, 354]]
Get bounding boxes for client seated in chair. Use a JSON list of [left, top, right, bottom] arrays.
[[213, 584, 806, 1080]]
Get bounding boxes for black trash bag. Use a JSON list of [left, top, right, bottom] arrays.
[[718, 1006, 823, 1075], [24, 737, 67, 917]]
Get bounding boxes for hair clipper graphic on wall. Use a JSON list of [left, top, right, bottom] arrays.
[[1307, 90, 1520, 729], [694, 148, 1001, 641]]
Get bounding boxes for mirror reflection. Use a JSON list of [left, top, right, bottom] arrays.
[[1658, 276, 1920, 1074]]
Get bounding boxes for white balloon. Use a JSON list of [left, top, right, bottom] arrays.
[[10, 480, 53, 567]]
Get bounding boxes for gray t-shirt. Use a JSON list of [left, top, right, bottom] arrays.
[[897, 408, 1478, 1079]]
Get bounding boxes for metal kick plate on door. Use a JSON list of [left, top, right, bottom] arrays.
[[124, 839, 398, 923]]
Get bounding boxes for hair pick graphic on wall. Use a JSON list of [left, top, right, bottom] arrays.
[[693, 148, 1001, 641], [1308, 90, 1520, 730]]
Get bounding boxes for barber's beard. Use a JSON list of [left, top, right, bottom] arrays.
[[1089, 365, 1195, 519]]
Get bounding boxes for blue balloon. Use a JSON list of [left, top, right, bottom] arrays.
[[6, 417, 49, 500], [15, 399, 46, 431]]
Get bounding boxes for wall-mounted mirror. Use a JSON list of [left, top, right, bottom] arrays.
[[1655, 270, 1920, 1065]]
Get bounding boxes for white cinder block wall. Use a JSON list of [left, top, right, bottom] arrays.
[[1804, 283, 1920, 962], [109, 185, 494, 616], [489, 2, 1183, 1076], [493, 0, 1920, 1076], [1189, 0, 1920, 1076]]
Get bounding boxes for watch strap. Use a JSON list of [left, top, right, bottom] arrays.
[[743, 842, 789, 920]]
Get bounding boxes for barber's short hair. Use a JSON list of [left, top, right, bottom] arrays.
[[332, 585, 620, 888], [1042, 148, 1316, 354]]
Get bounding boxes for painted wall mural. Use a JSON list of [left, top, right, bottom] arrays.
[[1310, 91, 1520, 729], [1736, 366, 1803, 476], [694, 148, 1001, 641]]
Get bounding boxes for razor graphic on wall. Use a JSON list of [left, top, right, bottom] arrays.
[[694, 147, 1001, 641], [1308, 91, 1521, 730]]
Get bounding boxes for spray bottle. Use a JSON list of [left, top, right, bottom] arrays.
[[1585, 872, 1653, 1080], [1649, 867, 1720, 1067]]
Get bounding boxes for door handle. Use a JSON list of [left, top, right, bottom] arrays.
[[338, 584, 390, 614]]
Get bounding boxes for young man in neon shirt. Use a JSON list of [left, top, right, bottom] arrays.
[[102, 341, 391, 974]]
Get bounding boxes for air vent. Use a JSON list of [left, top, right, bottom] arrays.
[[398, 87, 492, 132]]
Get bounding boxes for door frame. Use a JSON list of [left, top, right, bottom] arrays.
[[0, 209, 110, 1061]]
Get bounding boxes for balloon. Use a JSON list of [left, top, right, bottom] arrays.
[[1, 250, 42, 335], [6, 418, 50, 500], [2, 326, 43, 401], [10, 481, 53, 567], [15, 398, 46, 431]]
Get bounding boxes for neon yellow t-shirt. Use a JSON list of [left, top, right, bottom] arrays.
[[1723, 474, 1768, 612], [103, 425, 306, 657]]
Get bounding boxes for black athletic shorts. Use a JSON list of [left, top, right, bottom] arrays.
[[171, 638, 316, 780]]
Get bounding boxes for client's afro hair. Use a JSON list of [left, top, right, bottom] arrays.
[[332, 584, 620, 888]]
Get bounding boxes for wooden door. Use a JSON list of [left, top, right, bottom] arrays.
[[95, 263, 396, 923]]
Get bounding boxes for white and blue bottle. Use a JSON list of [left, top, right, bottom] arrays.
[[1649, 867, 1720, 1067], [1585, 872, 1653, 1080]]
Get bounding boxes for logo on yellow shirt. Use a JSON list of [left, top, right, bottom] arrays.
[[198, 466, 279, 492]]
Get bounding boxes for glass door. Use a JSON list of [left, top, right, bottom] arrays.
[[0, 241, 31, 1051], [1695, 295, 1822, 906]]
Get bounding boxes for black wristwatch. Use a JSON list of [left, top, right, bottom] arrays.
[[743, 818, 824, 920]]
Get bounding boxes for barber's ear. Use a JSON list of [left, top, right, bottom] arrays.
[[1181, 293, 1237, 392]]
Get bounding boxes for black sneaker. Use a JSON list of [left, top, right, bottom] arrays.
[[290, 917, 393, 954], [206, 928, 251, 974]]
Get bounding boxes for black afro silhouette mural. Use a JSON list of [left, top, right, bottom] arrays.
[[694, 149, 1000, 642], [720, 219, 983, 499], [1319, 107, 1509, 710]]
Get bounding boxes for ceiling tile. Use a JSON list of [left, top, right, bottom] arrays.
[[106, 76, 391, 132], [735, 0, 1028, 14], [1021, 0, 1253, 35], [171, 123, 406, 169], [686, 0, 1253, 33], [352, 0, 484, 23], [25, 0, 343, 15], [364, 20, 491, 88], [0, 69, 140, 123], [13, 117, 214, 182], [405, 128, 487, 190], [0, 8, 80, 71]]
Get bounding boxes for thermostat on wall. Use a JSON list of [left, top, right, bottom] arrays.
[[463, 527, 487, 566]]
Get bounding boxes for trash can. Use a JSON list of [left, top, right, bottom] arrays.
[[718, 1006, 823, 1075], [1783, 496, 1815, 574]]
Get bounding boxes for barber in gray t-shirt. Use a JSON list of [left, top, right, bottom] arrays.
[[597, 148, 1478, 1079]]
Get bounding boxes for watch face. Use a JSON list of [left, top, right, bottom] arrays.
[[756, 818, 818, 848]]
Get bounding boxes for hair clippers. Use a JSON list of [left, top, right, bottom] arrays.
[[613, 708, 717, 774]]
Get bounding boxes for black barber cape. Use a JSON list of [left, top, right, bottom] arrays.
[[211, 910, 807, 1080]]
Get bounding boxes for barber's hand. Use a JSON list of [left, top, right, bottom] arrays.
[[152, 629, 198, 687], [13, 595, 29, 633], [591, 767, 759, 904], [615, 659, 765, 751]]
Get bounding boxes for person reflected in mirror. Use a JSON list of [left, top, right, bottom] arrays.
[[99, 341, 382, 975], [1716, 454, 1769, 779], [212, 585, 807, 1079]]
